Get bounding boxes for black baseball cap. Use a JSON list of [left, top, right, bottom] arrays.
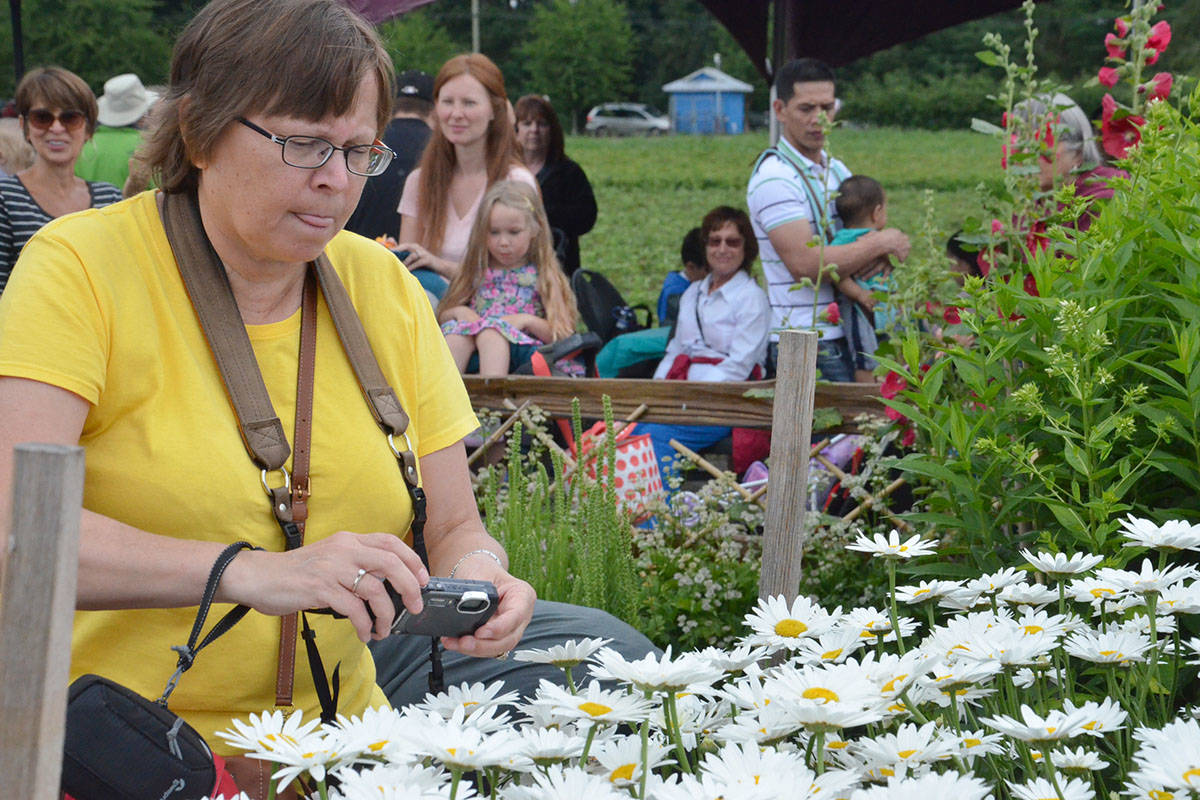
[[396, 70, 434, 103]]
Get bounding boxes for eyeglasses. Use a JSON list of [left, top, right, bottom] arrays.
[[707, 235, 744, 248], [27, 108, 86, 132], [236, 117, 394, 177]]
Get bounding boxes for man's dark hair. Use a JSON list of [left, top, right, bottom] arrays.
[[680, 226, 705, 268], [834, 175, 884, 228], [394, 95, 432, 117], [775, 58, 836, 103]]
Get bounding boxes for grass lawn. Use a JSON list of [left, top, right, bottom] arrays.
[[569, 129, 1003, 310]]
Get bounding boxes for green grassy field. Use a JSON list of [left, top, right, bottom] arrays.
[[569, 129, 1003, 310]]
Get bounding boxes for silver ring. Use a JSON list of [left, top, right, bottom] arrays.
[[351, 568, 368, 596]]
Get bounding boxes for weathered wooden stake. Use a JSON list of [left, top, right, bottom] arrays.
[[759, 330, 818, 601], [0, 443, 84, 800]]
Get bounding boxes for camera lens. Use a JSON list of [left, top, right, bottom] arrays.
[[457, 591, 490, 614]]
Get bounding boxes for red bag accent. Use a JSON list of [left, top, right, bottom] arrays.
[[665, 354, 722, 380]]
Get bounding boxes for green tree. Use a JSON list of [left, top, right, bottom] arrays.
[[521, 0, 634, 132], [0, 0, 172, 97], [377, 8, 466, 77]]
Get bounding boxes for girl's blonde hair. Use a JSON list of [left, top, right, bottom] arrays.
[[439, 180, 577, 340]]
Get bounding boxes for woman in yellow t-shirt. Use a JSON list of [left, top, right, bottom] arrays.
[[0, 0, 543, 793]]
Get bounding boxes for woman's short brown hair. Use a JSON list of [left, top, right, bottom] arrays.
[[701, 206, 758, 272], [513, 95, 565, 164], [142, 0, 395, 193], [15, 67, 99, 136]]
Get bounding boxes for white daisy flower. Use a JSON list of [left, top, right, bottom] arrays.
[[414, 681, 518, 719], [394, 706, 519, 771], [999, 581, 1058, 607], [950, 729, 1006, 762], [842, 605, 920, 643], [650, 692, 728, 750], [512, 726, 586, 768], [1066, 575, 1127, 606], [1120, 612, 1177, 637], [1063, 628, 1153, 666], [845, 529, 937, 559], [712, 697, 808, 745], [742, 594, 838, 650], [894, 579, 963, 605], [964, 567, 1024, 597], [695, 643, 770, 674], [1127, 717, 1200, 795], [920, 658, 1003, 693], [501, 765, 627, 800], [264, 733, 339, 796], [1119, 515, 1200, 552], [512, 637, 612, 668], [863, 649, 941, 701], [1051, 745, 1109, 774], [1064, 696, 1128, 736], [1157, 581, 1200, 615], [1097, 558, 1198, 596], [720, 672, 773, 712], [214, 708, 321, 755], [1009, 776, 1094, 800], [696, 741, 857, 798], [527, 679, 654, 727], [1123, 775, 1179, 800], [329, 762, 453, 800], [797, 626, 867, 664], [849, 771, 994, 800], [588, 733, 673, 786], [848, 721, 956, 775], [765, 659, 889, 733], [1020, 549, 1104, 577], [1014, 607, 1082, 639], [980, 703, 1091, 743], [937, 586, 990, 611], [328, 706, 415, 766], [588, 645, 724, 693]]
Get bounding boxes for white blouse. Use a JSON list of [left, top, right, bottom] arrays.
[[653, 269, 771, 382]]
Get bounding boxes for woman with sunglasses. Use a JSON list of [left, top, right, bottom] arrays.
[[0, 67, 122, 291]]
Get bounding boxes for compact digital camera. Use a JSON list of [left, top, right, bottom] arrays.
[[376, 577, 498, 637]]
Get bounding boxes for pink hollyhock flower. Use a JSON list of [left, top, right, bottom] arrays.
[[1114, 17, 1129, 37], [1105, 33, 1126, 59], [943, 305, 962, 325], [1026, 222, 1048, 256], [1000, 131, 1018, 168], [991, 219, 1005, 235], [885, 405, 907, 423], [1148, 20, 1172, 52], [1100, 93, 1144, 158], [880, 370, 907, 400], [900, 425, 916, 448], [976, 251, 992, 277], [1098, 66, 1120, 87], [1147, 72, 1173, 101], [823, 301, 840, 325]]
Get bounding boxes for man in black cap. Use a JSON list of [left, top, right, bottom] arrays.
[[345, 69, 434, 241]]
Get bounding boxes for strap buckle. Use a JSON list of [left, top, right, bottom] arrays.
[[260, 466, 291, 496], [387, 432, 420, 486]]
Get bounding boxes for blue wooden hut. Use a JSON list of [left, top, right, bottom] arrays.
[[662, 66, 754, 135]]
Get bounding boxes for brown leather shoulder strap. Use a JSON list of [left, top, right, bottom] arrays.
[[161, 191, 291, 470], [312, 255, 410, 438]]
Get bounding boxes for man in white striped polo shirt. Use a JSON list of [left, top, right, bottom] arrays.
[[747, 58, 911, 381]]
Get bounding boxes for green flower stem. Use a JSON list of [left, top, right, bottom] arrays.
[[814, 730, 826, 775], [886, 559, 907, 655], [562, 664, 579, 695], [948, 687, 963, 735], [580, 722, 599, 764], [663, 691, 694, 775], [898, 688, 930, 725], [449, 768, 463, 800], [266, 765, 278, 800], [318, 779, 329, 800], [638, 717, 651, 800], [1041, 744, 1066, 800]]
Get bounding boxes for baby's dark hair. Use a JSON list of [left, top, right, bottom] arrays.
[[680, 226, 705, 267], [835, 175, 885, 228]]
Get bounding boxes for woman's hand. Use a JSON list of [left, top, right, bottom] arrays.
[[440, 566, 536, 658], [440, 305, 481, 323], [222, 530, 430, 643], [395, 242, 458, 280]]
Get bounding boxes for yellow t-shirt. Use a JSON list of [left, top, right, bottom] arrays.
[[0, 190, 478, 751]]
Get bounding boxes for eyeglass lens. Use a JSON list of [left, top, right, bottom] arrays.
[[281, 136, 390, 176], [708, 236, 743, 248], [28, 108, 86, 131]]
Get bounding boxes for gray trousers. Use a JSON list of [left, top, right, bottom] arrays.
[[368, 599, 660, 706]]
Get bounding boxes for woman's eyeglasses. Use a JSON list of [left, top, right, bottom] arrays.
[[27, 108, 86, 132], [237, 117, 394, 177], [707, 235, 744, 248]]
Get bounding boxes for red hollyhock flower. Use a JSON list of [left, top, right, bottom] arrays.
[[1098, 66, 1120, 88], [976, 251, 992, 277], [823, 301, 840, 325], [1115, 17, 1130, 37], [1101, 93, 1144, 158], [900, 425, 916, 448], [1023, 272, 1039, 297], [943, 305, 962, 325], [880, 370, 907, 399], [1147, 20, 1171, 53], [1105, 33, 1126, 59], [1026, 222, 1048, 255], [885, 405, 907, 423], [990, 219, 1005, 235], [1147, 72, 1173, 101], [1000, 131, 1018, 168]]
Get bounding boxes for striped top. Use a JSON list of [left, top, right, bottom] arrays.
[[0, 175, 122, 293], [746, 138, 852, 339]]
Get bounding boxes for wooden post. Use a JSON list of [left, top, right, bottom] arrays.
[[0, 443, 84, 800], [759, 330, 818, 600]]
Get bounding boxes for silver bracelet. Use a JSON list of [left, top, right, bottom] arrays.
[[449, 548, 504, 578]]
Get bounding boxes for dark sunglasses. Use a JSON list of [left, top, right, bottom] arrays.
[[27, 108, 87, 131], [707, 235, 744, 248]]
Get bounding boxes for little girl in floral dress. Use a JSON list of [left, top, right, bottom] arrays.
[[438, 180, 581, 376]]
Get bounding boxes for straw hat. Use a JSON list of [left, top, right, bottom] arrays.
[[96, 74, 159, 127]]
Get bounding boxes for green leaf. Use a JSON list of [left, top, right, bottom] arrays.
[[970, 118, 1005, 136]]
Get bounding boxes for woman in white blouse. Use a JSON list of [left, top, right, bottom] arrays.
[[643, 206, 770, 480]]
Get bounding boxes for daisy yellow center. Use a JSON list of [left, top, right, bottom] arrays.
[[1099, 650, 1122, 659], [1149, 791, 1175, 800], [822, 648, 843, 660], [880, 768, 895, 777], [579, 701, 613, 717], [802, 687, 839, 704], [963, 738, 981, 748], [1183, 768, 1200, 784], [264, 733, 298, 747], [610, 764, 635, 782], [774, 618, 808, 637], [888, 703, 907, 713], [1045, 727, 1057, 735], [1023, 625, 1044, 635], [898, 545, 908, 552], [1083, 721, 1101, 731], [897, 749, 917, 759], [368, 741, 387, 753], [914, 588, 930, 596], [1090, 588, 1114, 598], [882, 674, 908, 693], [827, 740, 849, 750]]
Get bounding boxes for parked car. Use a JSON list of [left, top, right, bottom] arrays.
[[585, 103, 670, 136]]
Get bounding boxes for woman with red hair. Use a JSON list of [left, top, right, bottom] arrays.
[[395, 53, 536, 297]]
